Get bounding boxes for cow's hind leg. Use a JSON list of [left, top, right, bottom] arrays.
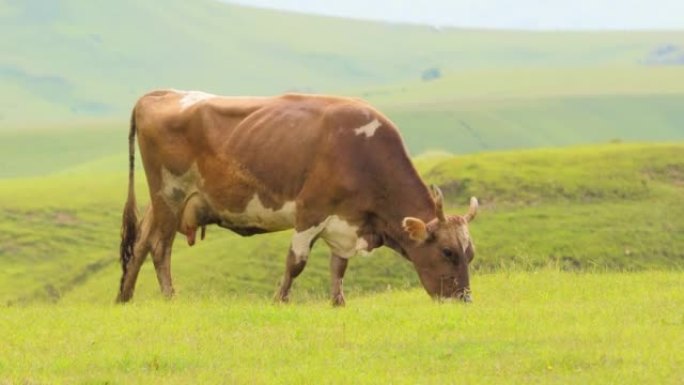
[[117, 206, 153, 303], [150, 233, 176, 299], [149, 206, 178, 299]]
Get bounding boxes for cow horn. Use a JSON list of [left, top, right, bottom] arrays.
[[430, 184, 446, 222], [465, 197, 478, 222]]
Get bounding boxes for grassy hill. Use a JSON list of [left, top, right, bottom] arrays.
[[3, 66, 684, 178], [2, 65, 683, 179], [2, 0, 684, 126], [365, 66, 684, 154], [1, 143, 682, 305]]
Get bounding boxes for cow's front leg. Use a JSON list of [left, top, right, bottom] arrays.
[[275, 247, 308, 303], [330, 254, 348, 307]]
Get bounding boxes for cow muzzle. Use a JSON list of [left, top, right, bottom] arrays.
[[456, 287, 472, 303]]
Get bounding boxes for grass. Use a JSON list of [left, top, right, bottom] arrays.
[[0, 271, 682, 384]]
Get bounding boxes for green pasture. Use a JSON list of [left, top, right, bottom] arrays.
[[1, 271, 682, 384]]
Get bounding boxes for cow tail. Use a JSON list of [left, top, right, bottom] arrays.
[[119, 108, 138, 292]]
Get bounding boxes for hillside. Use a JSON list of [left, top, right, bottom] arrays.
[[364, 66, 684, 154], [2, 0, 684, 126], [3, 65, 684, 178], [1, 143, 682, 305]]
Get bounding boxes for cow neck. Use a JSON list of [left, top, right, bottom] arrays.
[[376, 178, 436, 258]]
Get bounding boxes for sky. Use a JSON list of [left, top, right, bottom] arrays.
[[221, 0, 684, 30]]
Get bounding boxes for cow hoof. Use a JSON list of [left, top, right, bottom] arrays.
[[115, 292, 132, 304], [331, 294, 346, 307], [274, 292, 290, 304]]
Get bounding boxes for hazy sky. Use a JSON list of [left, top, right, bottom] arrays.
[[221, 0, 684, 30]]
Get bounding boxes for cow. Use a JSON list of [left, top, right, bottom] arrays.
[[117, 89, 479, 305]]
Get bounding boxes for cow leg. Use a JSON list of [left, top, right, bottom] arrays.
[[150, 236, 175, 299], [117, 240, 150, 302], [275, 247, 308, 303], [275, 208, 327, 302], [144, 203, 178, 299], [117, 206, 153, 303], [330, 254, 348, 307]]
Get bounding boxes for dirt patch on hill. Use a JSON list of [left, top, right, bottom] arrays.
[[643, 164, 684, 186]]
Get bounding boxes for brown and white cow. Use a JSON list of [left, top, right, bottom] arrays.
[[117, 90, 478, 305]]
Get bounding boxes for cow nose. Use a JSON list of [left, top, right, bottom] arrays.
[[456, 288, 472, 303]]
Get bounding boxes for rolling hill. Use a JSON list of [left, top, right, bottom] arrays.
[[2, 0, 684, 127], [2, 64, 684, 178]]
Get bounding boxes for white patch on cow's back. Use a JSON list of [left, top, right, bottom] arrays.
[[179, 90, 216, 111], [354, 119, 382, 138], [219, 195, 296, 232], [159, 163, 203, 213]]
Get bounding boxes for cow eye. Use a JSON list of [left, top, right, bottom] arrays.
[[442, 248, 455, 258]]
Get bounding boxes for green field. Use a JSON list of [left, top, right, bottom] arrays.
[[2, 2, 684, 383], [1, 271, 682, 384]]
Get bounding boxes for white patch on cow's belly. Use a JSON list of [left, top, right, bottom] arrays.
[[179, 90, 216, 111], [290, 215, 370, 262], [291, 220, 329, 261], [355, 237, 372, 256], [354, 119, 382, 138], [219, 195, 296, 232], [159, 163, 203, 213], [321, 216, 367, 258]]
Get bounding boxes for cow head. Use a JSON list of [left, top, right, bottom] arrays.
[[402, 186, 478, 302]]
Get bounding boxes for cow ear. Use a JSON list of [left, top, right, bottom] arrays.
[[402, 217, 428, 243]]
